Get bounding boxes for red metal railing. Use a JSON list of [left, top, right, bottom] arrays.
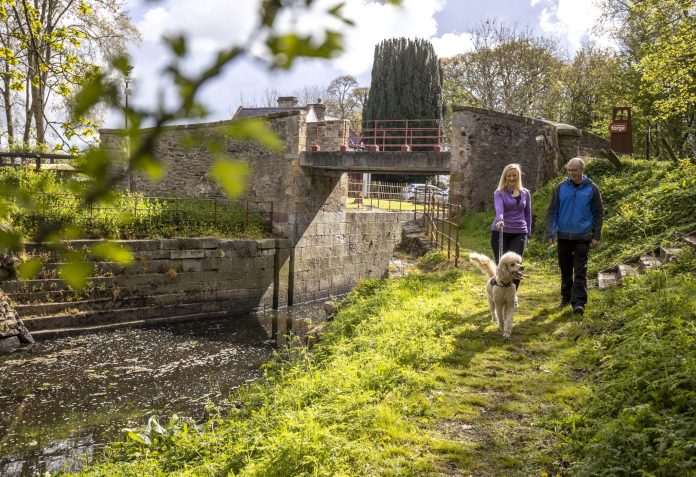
[[361, 119, 445, 151], [305, 119, 448, 152]]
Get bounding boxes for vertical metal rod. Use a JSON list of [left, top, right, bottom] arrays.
[[455, 205, 462, 267], [447, 204, 452, 259], [213, 198, 217, 226]]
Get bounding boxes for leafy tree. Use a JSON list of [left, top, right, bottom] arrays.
[[598, 0, 695, 157], [559, 42, 624, 134], [325, 74, 358, 120], [0, 0, 138, 150], [441, 20, 563, 120]]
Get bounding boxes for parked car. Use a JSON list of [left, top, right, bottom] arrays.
[[401, 184, 446, 203], [400, 183, 425, 201]]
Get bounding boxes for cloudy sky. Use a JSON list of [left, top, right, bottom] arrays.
[[114, 0, 609, 127]]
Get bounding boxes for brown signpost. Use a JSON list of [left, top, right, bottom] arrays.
[[610, 107, 633, 154]]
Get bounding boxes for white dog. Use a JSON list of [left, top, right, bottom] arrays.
[[469, 251, 525, 340]]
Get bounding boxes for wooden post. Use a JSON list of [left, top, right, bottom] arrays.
[[600, 148, 623, 169], [660, 137, 679, 163]]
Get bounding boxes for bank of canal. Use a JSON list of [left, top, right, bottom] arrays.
[[0, 304, 326, 476]]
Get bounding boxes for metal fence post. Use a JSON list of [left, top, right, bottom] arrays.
[[269, 201, 274, 235], [213, 198, 218, 226]]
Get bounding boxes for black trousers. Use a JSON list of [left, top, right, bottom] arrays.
[[491, 231, 527, 289], [557, 239, 590, 306]]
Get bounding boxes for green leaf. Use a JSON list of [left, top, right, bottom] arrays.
[[223, 118, 283, 151], [127, 431, 151, 446], [0, 226, 22, 252], [72, 73, 106, 118], [266, 32, 344, 69], [164, 35, 187, 57], [135, 153, 163, 180], [111, 54, 132, 75], [91, 242, 133, 264], [76, 147, 110, 181], [148, 416, 166, 435], [209, 160, 249, 198], [59, 261, 93, 289], [17, 258, 43, 280]]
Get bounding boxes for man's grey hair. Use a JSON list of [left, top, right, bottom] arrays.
[[567, 157, 585, 168]]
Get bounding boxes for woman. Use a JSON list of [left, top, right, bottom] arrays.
[[491, 163, 532, 292]]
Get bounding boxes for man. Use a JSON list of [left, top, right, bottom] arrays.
[[545, 157, 604, 315]]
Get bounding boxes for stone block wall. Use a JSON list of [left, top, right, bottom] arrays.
[[449, 106, 562, 211], [306, 119, 350, 151], [291, 211, 411, 304], [2, 237, 293, 339], [99, 112, 304, 206]]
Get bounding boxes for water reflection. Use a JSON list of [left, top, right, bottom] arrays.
[[0, 302, 327, 476]]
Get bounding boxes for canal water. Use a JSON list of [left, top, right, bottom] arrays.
[[0, 304, 325, 476]]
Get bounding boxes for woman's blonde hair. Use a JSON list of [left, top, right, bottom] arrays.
[[496, 163, 524, 192]]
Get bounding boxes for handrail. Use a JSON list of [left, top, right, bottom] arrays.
[[305, 118, 449, 152], [423, 187, 462, 267]]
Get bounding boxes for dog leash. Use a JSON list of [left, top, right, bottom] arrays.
[[498, 224, 504, 263]]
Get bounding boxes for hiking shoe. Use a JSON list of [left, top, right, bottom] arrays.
[[560, 299, 571, 308], [573, 305, 585, 315]]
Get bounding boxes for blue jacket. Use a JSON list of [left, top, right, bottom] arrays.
[[545, 176, 604, 241]]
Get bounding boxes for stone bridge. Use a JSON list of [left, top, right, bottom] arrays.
[[99, 106, 609, 308]]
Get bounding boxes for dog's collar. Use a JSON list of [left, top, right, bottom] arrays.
[[490, 277, 513, 288]]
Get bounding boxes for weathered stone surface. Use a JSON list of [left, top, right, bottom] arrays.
[[170, 250, 205, 260], [0, 290, 34, 352], [450, 106, 564, 211]]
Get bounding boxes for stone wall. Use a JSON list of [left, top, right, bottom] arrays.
[[292, 211, 411, 304], [3, 238, 288, 339], [306, 119, 350, 151], [100, 112, 304, 207], [449, 106, 561, 211], [2, 224, 407, 338], [580, 130, 611, 157]]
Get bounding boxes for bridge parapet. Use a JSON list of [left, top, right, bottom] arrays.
[[301, 150, 450, 174]]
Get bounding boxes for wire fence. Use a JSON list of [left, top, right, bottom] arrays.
[[346, 179, 461, 265], [423, 190, 462, 267], [0, 152, 79, 170]]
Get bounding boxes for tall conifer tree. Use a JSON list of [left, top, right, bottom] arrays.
[[363, 38, 443, 183], [364, 38, 443, 122]]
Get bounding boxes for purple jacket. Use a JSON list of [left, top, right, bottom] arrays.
[[491, 188, 532, 236]]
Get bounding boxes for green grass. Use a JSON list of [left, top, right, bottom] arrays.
[[69, 157, 695, 476], [0, 168, 270, 241], [532, 159, 696, 274], [345, 197, 424, 212]]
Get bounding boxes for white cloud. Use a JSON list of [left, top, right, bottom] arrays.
[[534, 0, 615, 52], [431, 32, 475, 58]]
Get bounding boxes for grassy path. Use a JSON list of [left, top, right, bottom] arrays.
[[412, 257, 592, 476]]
